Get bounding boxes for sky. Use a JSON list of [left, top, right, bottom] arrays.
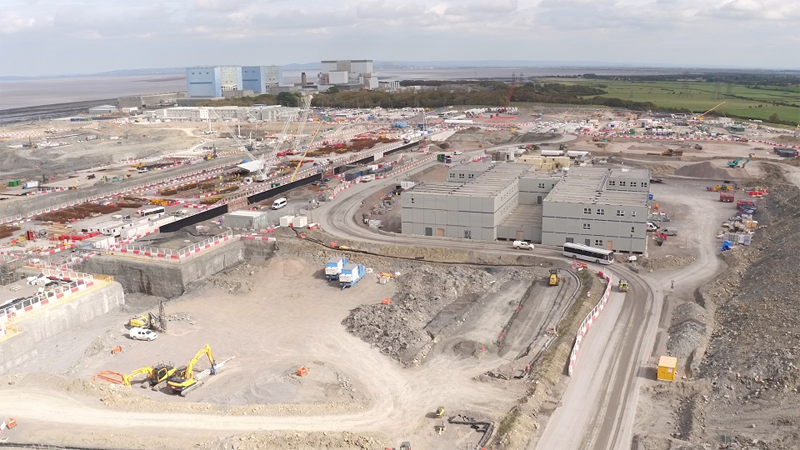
[[1, 0, 799, 77]]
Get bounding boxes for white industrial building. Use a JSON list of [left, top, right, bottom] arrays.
[[318, 60, 378, 90], [401, 162, 651, 253], [88, 105, 118, 115], [143, 105, 299, 122]]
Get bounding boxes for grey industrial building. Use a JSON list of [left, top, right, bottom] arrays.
[[118, 92, 184, 109], [401, 162, 651, 253]]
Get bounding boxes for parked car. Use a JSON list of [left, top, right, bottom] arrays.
[[512, 240, 535, 250], [646, 222, 659, 232], [129, 327, 158, 341], [661, 227, 679, 236], [361, 174, 375, 182], [453, 150, 463, 155]]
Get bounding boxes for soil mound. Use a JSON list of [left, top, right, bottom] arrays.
[[674, 162, 732, 179]]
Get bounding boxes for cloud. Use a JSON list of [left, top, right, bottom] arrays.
[[0, 13, 41, 34], [0, 0, 798, 76]]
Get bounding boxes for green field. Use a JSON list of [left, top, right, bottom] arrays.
[[539, 78, 800, 125]]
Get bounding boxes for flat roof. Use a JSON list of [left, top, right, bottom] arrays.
[[658, 356, 678, 367], [414, 163, 533, 198], [544, 167, 648, 207], [226, 210, 266, 218], [0, 280, 38, 307]]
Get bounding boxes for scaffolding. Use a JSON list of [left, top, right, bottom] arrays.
[[0, 254, 25, 286]]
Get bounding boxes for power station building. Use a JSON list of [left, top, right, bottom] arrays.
[[401, 162, 651, 253], [242, 66, 283, 94], [187, 65, 282, 98], [318, 60, 378, 90], [186, 66, 223, 98]]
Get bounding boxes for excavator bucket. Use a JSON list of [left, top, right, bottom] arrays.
[[94, 370, 125, 385]]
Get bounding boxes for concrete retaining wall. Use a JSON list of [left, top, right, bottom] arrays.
[[0, 282, 125, 375], [83, 240, 274, 298]]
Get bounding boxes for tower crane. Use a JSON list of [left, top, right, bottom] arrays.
[[257, 94, 313, 181], [697, 101, 725, 121], [290, 121, 325, 183]]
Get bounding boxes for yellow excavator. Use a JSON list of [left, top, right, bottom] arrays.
[[123, 364, 176, 388], [167, 344, 216, 396]]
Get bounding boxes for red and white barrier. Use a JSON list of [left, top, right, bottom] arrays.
[[568, 270, 614, 376]]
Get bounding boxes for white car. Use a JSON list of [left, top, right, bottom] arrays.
[[512, 240, 535, 250], [453, 150, 463, 155], [361, 174, 375, 182], [129, 327, 158, 341]]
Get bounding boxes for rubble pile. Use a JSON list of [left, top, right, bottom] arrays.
[[343, 265, 530, 366], [667, 302, 708, 364], [692, 167, 800, 445], [214, 431, 383, 450], [638, 254, 697, 271]]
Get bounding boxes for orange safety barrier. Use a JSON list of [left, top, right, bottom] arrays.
[[381, 298, 391, 305], [7, 418, 17, 428], [296, 366, 308, 376], [111, 345, 123, 355]]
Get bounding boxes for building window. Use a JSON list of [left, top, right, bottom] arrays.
[[596, 208, 605, 215], [469, 174, 474, 178], [631, 211, 637, 217], [425, 227, 432, 236], [594, 239, 603, 246], [631, 226, 636, 233], [538, 183, 545, 188], [459, 173, 465, 178], [619, 181, 627, 186], [449, 173, 455, 178], [642, 182, 648, 187], [609, 180, 616, 186], [411, 198, 415, 204], [583, 207, 591, 214], [616, 210, 625, 217], [464, 230, 472, 239], [631, 182, 637, 187], [582, 223, 591, 230], [566, 237, 574, 243]]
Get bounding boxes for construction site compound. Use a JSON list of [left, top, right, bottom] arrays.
[[2, 102, 800, 450]]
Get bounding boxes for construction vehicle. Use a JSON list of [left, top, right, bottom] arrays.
[[122, 364, 176, 387], [727, 156, 753, 168], [129, 313, 158, 329], [693, 144, 703, 150], [618, 279, 630, 292], [548, 268, 561, 286], [167, 344, 217, 396], [435, 406, 446, 418], [661, 149, 683, 157]]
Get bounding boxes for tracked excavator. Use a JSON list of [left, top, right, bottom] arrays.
[[123, 364, 176, 388], [167, 344, 217, 396]]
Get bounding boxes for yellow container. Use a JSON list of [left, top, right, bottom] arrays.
[[657, 356, 678, 381]]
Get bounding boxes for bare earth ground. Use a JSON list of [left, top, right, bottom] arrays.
[[2, 242, 556, 449]]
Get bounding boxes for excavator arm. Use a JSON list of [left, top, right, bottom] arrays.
[[185, 344, 216, 380], [122, 366, 154, 387]]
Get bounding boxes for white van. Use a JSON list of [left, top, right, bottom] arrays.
[[271, 198, 288, 210]]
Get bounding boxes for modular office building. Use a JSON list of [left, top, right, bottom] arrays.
[[401, 162, 652, 253]]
